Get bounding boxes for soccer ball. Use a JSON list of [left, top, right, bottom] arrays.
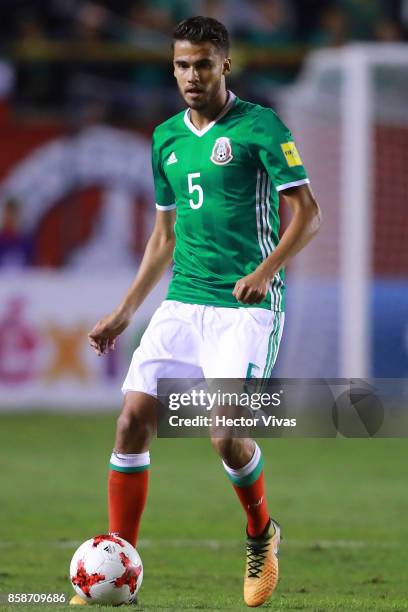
[[70, 534, 143, 605]]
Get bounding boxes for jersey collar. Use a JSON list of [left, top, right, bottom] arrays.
[[183, 91, 237, 137]]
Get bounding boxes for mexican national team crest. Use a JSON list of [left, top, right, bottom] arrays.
[[210, 137, 233, 165]]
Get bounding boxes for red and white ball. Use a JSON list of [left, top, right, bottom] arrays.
[[70, 535, 143, 605]]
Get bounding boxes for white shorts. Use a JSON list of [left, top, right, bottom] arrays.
[[122, 300, 285, 397]]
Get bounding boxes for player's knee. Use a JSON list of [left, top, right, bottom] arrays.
[[116, 401, 154, 444], [210, 436, 235, 459], [211, 436, 254, 468]]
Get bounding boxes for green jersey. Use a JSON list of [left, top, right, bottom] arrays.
[[152, 92, 309, 311]]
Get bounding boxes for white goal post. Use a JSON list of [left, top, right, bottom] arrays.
[[275, 44, 408, 378]]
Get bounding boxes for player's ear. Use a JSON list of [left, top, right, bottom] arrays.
[[222, 58, 231, 76]]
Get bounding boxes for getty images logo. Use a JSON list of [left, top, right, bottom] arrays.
[[332, 379, 384, 437]]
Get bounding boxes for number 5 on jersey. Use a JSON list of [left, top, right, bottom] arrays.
[[188, 172, 204, 209]]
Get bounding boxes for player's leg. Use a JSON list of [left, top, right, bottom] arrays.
[[210, 431, 280, 607], [109, 300, 203, 547], [203, 307, 284, 607], [204, 307, 284, 537], [108, 391, 158, 547], [210, 436, 269, 538], [70, 395, 154, 606]]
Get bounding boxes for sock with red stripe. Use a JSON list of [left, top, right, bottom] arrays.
[[223, 443, 270, 538], [108, 451, 150, 547]]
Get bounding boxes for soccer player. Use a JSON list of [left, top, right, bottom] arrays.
[[81, 16, 321, 608]]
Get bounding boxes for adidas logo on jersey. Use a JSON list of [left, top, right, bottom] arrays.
[[166, 152, 178, 165]]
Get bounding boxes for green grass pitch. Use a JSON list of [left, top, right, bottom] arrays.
[[0, 413, 407, 611]]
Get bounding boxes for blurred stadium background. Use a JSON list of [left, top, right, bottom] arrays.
[[1, 3, 408, 610], [0, 0, 407, 410]]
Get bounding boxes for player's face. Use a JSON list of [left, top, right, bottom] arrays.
[[173, 40, 231, 110]]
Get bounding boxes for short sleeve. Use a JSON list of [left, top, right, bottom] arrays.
[[151, 130, 176, 210], [250, 109, 310, 192]]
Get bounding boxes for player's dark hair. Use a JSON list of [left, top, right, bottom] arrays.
[[173, 16, 229, 55]]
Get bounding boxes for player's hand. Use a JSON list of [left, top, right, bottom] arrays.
[[88, 308, 131, 356], [232, 270, 271, 304]]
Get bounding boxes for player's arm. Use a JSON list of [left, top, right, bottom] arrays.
[[233, 184, 321, 304], [88, 209, 175, 355], [261, 183, 321, 273]]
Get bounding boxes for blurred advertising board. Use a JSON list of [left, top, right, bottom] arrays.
[[372, 281, 408, 378], [0, 271, 169, 410]]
